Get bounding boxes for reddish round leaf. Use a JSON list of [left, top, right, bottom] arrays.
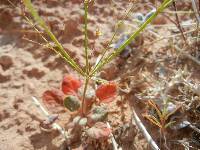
[[42, 89, 65, 105], [96, 82, 117, 103], [62, 75, 82, 95]]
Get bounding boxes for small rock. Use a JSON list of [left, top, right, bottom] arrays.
[[0, 55, 13, 70]]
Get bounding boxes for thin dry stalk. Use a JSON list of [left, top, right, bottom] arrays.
[[106, 122, 121, 150], [182, 79, 200, 97], [174, 45, 200, 66], [189, 124, 200, 134], [143, 29, 196, 47], [172, 0, 188, 45], [132, 109, 160, 150], [191, 0, 200, 51], [191, 0, 200, 23], [32, 97, 68, 140]]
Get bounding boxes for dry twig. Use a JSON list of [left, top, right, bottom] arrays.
[[174, 45, 200, 66], [132, 108, 160, 150], [172, 0, 188, 45], [32, 97, 69, 140], [106, 122, 121, 150]]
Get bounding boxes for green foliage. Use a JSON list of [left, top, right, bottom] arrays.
[[22, 0, 172, 78], [90, 0, 173, 76], [143, 100, 177, 130], [22, 0, 174, 141], [23, 0, 173, 118], [63, 95, 80, 112], [23, 0, 85, 76], [84, 0, 90, 74]]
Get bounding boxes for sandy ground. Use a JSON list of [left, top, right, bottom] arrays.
[[1, 0, 199, 150], [0, 1, 145, 149]]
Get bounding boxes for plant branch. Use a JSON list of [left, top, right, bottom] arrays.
[[23, 16, 84, 75], [132, 108, 160, 150], [191, 0, 200, 51], [90, 0, 173, 76], [23, 0, 85, 76], [84, 0, 90, 74], [106, 122, 121, 150], [191, 0, 200, 23], [81, 77, 89, 116], [172, 0, 188, 45], [92, 3, 135, 74], [174, 45, 200, 66]]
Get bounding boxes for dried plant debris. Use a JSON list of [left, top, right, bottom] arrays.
[[192, 124, 200, 147], [113, 123, 137, 144], [133, 66, 200, 149]]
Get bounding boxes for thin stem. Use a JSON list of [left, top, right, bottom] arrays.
[[84, 0, 90, 74], [23, 37, 55, 50], [172, 0, 188, 45], [174, 45, 200, 66], [82, 0, 90, 116], [81, 77, 90, 116], [191, 0, 200, 23], [23, 0, 85, 76], [189, 124, 200, 134], [92, 31, 117, 74], [132, 108, 160, 150], [90, 0, 173, 76], [91, 3, 135, 75], [191, 0, 200, 51], [24, 16, 87, 77], [32, 97, 68, 140], [106, 122, 120, 150]]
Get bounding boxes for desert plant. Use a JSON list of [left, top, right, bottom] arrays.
[[143, 99, 180, 149], [42, 74, 116, 139], [22, 0, 173, 147], [143, 100, 178, 132]]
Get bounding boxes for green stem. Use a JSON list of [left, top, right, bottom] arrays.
[[81, 77, 89, 116], [82, 0, 91, 115], [90, 0, 173, 76], [91, 3, 135, 75], [92, 31, 117, 74], [23, 0, 85, 76], [84, 0, 90, 74]]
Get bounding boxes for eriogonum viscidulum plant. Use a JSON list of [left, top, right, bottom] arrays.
[[23, 0, 173, 140]]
